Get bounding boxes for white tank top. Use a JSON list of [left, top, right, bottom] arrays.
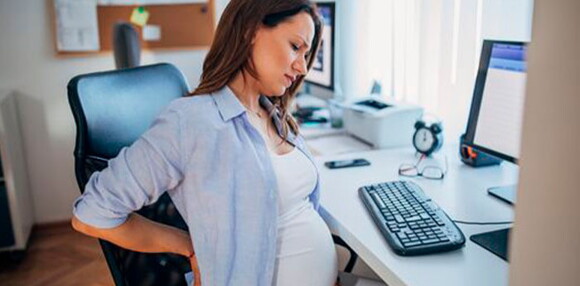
[[248, 118, 337, 285], [269, 148, 338, 286], [269, 148, 317, 221]]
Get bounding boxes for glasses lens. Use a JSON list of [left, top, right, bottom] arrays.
[[421, 166, 444, 179], [398, 164, 418, 177]]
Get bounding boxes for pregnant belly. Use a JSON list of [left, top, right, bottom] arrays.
[[274, 204, 338, 286]]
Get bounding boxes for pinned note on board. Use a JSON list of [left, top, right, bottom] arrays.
[[143, 25, 161, 41], [130, 6, 149, 27]]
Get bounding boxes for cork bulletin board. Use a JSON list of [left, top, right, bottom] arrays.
[[50, 0, 215, 55]]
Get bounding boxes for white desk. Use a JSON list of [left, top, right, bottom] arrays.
[[316, 145, 518, 286]]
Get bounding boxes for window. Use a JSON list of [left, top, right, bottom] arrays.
[[347, 0, 534, 139]]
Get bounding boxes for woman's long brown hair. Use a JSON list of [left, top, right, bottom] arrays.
[[189, 0, 323, 137]]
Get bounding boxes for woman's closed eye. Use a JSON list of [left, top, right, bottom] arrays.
[[291, 43, 300, 51]]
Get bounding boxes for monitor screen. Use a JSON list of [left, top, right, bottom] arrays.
[[465, 40, 528, 163], [305, 2, 335, 90]]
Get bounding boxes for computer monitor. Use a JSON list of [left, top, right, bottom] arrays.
[[464, 40, 528, 205], [464, 40, 528, 261], [304, 2, 335, 94], [465, 40, 528, 163]]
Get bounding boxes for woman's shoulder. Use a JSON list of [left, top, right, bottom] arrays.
[[165, 94, 220, 123], [166, 94, 213, 112]]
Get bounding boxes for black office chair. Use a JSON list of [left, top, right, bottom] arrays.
[[67, 63, 191, 286], [113, 22, 141, 69], [67, 63, 359, 285]]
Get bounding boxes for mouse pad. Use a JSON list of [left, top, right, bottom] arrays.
[[470, 228, 511, 261]]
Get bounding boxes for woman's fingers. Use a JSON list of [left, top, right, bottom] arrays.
[[190, 254, 202, 286]]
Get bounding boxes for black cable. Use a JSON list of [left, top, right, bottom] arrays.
[[453, 220, 513, 225]]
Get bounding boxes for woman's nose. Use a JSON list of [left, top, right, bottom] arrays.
[[293, 56, 308, 75]]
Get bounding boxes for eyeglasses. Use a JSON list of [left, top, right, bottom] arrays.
[[398, 154, 448, 180]]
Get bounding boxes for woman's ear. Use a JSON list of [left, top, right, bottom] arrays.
[[251, 33, 257, 45], [249, 24, 264, 45]]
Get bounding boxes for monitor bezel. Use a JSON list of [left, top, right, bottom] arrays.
[[304, 1, 336, 91], [464, 39, 528, 165]]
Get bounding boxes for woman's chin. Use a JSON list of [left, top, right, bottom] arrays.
[[266, 87, 287, 97]]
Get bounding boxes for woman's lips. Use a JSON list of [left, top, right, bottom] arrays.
[[284, 75, 294, 87]]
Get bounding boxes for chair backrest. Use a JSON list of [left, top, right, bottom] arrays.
[[67, 63, 191, 286], [113, 22, 141, 69]]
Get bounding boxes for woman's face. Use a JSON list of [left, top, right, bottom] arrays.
[[250, 12, 315, 96]]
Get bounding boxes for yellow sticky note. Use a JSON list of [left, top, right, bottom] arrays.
[[130, 7, 149, 27]]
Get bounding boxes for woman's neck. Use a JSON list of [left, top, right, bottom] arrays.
[[228, 72, 261, 112]]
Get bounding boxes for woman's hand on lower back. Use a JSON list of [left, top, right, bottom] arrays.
[[189, 253, 202, 286]]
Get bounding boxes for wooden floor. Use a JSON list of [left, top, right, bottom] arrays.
[[0, 222, 113, 286], [0, 222, 384, 286]]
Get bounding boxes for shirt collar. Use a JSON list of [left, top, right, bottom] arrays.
[[212, 86, 246, 122], [212, 85, 298, 144]]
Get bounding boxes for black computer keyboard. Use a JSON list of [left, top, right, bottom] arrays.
[[359, 180, 465, 256]]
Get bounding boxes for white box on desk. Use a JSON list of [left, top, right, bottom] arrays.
[[343, 97, 423, 149]]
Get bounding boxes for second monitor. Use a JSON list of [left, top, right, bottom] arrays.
[[464, 40, 528, 205], [464, 40, 528, 262], [304, 2, 336, 98]]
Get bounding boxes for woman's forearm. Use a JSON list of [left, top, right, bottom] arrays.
[[72, 213, 193, 257]]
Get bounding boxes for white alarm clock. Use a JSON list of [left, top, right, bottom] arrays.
[[413, 120, 443, 156]]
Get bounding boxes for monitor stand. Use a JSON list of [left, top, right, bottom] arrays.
[[470, 184, 517, 262]]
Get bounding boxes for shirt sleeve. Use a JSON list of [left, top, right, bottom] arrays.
[[73, 106, 184, 228]]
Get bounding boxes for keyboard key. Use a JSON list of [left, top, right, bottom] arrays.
[[421, 238, 439, 244], [371, 193, 386, 209], [405, 215, 422, 222], [394, 215, 405, 223], [403, 241, 422, 247], [409, 224, 421, 230], [420, 213, 431, 220]]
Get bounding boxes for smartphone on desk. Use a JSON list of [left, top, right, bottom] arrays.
[[324, 158, 371, 169]]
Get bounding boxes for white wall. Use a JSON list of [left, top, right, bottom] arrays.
[[0, 0, 227, 223], [429, 0, 534, 141], [509, 0, 580, 284]]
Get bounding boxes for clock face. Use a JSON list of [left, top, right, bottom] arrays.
[[413, 128, 435, 153]]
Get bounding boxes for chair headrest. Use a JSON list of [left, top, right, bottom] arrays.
[[68, 63, 189, 159]]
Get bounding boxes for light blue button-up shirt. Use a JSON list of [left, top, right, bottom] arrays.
[[73, 86, 321, 285]]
